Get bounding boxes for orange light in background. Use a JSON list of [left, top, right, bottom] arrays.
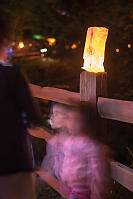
[[71, 44, 77, 49], [29, 43, 32, 47], [12, 42, 15, 46], [19, 42, 24, 49], [128, 44, 131, 48], [52, 50, 56, 54], [47, 38, 56, 46], [41, 53, 45, 58], [65, 45, 69, 49], [116, 48, 119, 53], [82, 27, 108, 73]]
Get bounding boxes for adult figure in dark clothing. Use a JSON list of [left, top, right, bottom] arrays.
[[0, 10, 42, 199]]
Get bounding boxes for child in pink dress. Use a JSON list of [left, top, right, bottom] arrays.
[[59, 103, 111, 199], [41, 103, 69, 180]]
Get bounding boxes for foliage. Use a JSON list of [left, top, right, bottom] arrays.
[[0, 0, 33, 40], [12, 58, 81, 91]]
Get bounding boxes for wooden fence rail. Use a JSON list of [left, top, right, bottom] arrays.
[[30, 84, 133, 124], [29, 84, 80, 105], [111, 161, 133, 192], [98, 97, 133, 124]]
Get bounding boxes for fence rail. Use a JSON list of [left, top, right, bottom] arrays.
[[111, 161, 133, 192], [98, 97, 133, 124], [29, 83, 80, 105], [30, 84, 133, 124]]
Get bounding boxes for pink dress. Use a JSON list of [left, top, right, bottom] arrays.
[[41, 133, 67, 180], [60, 135, 110, 199]]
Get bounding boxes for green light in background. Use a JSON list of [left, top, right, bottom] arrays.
[[33, 34, 42, 40]]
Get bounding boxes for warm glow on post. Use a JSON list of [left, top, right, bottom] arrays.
[[19, 42, 24, 49], [82, 27, 108, 73], [47, 38, 56, 46]]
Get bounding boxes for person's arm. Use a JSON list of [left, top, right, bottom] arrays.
[[41, 142, 55, 176], [15, 67, 43, 126]]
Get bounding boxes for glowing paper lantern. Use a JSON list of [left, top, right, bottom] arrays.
[[82, 27, 108, 73]]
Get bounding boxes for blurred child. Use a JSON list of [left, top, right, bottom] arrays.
[[41, 102, 69, 180], [59, 103, 111, 199]]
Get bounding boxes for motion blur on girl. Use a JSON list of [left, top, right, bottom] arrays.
[[41, 102, 69, 181], [59, 102, 111, 199]]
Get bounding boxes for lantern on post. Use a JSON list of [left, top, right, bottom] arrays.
[[80, 27, 108, 103], [80, 27, 109, 140], [82, 27, 108, 72]]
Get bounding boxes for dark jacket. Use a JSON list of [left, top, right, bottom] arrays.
[[0, 64, 42, 175]]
